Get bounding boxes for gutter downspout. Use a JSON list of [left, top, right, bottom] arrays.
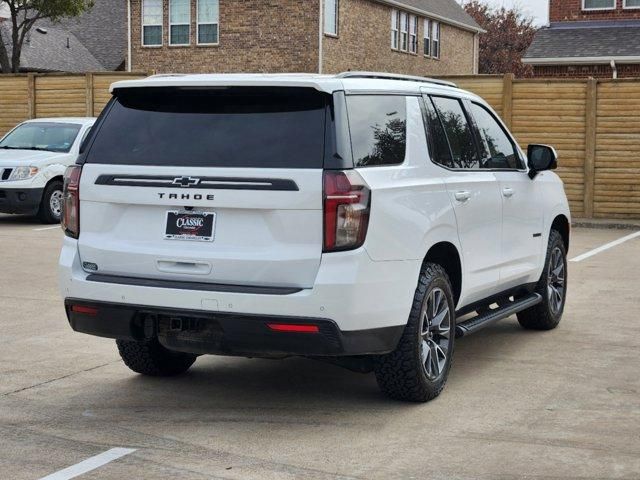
[[610, 59, 617, 79], [127, 0, 132, 72], [318, 0, 323, 74], [473, 33, 479, 74]]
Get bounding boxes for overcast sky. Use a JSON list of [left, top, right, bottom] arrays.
[[462, 0, 550, 26]]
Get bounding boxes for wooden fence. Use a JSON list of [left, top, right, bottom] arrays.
[[1, 72, 639, 218], [440, 74, 640, 219], [0, 72, 147, 138]]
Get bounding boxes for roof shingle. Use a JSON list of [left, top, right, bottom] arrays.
[[0, 23, 105, 72], [375, 0, 482, 31], [524, 21, 640, 62]]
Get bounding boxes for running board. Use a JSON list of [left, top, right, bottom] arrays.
[[455, 293, 542, 338]]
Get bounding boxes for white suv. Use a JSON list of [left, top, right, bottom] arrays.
[[58, 73, 570, 402]]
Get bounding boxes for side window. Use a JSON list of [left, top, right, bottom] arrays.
[[346, 95, 407, 167], [469, 103, 522, 170], [423, 96, 453, 168], [429, 96, 480, 169], [80, 127, 92, 145]]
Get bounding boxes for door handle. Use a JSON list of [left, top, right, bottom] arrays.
[[502, 187, 515, 198], [454, 191, 471, 203]]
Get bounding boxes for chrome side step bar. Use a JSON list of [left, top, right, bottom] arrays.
[[455, 293, 543, 338]]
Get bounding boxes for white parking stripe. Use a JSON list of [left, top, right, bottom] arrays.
[[570, 231, 640, 263], [33, 226, 60, 231], [38, 448, 136, 480]]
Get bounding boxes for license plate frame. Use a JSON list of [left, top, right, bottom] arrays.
[[164, 210, 216, 242]]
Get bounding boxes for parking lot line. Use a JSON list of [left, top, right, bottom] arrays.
[[33, 226, 61, 231], [37, 448, 136, 480], [570, 230, 640, 263]]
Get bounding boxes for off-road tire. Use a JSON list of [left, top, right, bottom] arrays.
[[374, 263, 456, 402], [116, 338, 197, 376], [517, 229, 567, 330], [37, 180, 64, 224]]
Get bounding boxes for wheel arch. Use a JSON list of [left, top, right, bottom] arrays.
[[551, 214, 570, 251], [423, 241, 462, 306], [44, 175, 64, 188]]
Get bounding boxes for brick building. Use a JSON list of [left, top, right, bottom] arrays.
[[126, 0, 483, 75], [523, 0, 640, 78]]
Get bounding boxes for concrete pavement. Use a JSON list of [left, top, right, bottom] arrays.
[[0, 213, 639, 479]]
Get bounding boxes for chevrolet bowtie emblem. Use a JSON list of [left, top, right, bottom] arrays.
[[172, 176, 201, 187]]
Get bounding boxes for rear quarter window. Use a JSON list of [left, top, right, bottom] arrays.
[[346, 95, 407, 167], [84, 87, 328, 169]]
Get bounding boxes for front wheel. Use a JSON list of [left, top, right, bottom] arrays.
[[517, 229, 567, 330], [374, 263, 455, 402], [37, 180, 63, 224]]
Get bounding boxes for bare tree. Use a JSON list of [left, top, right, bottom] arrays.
[[0, 0, 93, 73], [463, 0, 538, 77]]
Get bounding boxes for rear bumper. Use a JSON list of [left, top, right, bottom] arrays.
[[59, 237, 420, 355], [64, 299, 404, 356], [0, 187, 43, 214]]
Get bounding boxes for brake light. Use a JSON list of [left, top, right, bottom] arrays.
[[62, 165, 82, 238], [323, 170, 370, 252], [267, 323, 320, 334]]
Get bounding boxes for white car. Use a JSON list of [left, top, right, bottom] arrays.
[[0, 118, 96, 223], [58, 73, 570, 402]]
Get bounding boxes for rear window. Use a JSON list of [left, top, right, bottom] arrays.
[[346, 95, 407, 167], [85, 87, 327, 168]]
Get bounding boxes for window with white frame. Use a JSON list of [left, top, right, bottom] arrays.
[[582, 0, 615, 10], [432, 21, 440, 59], [198, 0, 219, 45], [169, 0, 190, 45], [423, 19, 431, 56], [142, 0, 162, 46], [624, 0, 640, 7], [400, 12, 408, 51], [409, 15, 417, 54], [391, 9, 399, 49], [324, 0, 338, 35]]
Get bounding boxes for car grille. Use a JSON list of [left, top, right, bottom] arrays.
[[0, 168, 12, 181]]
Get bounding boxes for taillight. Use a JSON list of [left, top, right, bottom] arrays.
[[323, 170, 370, 252], [62, 165, 82, 238]]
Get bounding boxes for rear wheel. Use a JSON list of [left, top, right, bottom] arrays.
[[37, 180, 63, 224], [517, 229, 567, 330], [116, 338, 196, 376], [374, 263, 455, 402]]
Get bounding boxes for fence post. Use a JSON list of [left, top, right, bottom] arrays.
[[584, 78, 598, 218], [502, 73, 514, 129], [85, 73, 94, 117], [27, 73, 36, 119]]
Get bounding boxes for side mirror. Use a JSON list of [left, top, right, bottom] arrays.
[[527, 144, 558, 179]]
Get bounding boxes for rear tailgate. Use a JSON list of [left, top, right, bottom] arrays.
[[76, 86, 328, 289]]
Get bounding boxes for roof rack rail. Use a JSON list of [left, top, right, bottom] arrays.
[[336, 71, 457, 88]]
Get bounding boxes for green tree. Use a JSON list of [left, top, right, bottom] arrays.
[[0, 0, 94, 73]]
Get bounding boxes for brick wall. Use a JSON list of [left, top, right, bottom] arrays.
[[550, 0, 640, 22], [130, 0, 477, 76], [322, 0, 476, 75], [534, 64, 640, 78], [130, 0, 320, 73]]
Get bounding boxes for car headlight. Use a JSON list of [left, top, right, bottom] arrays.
[[8, 166, 39, 181]]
